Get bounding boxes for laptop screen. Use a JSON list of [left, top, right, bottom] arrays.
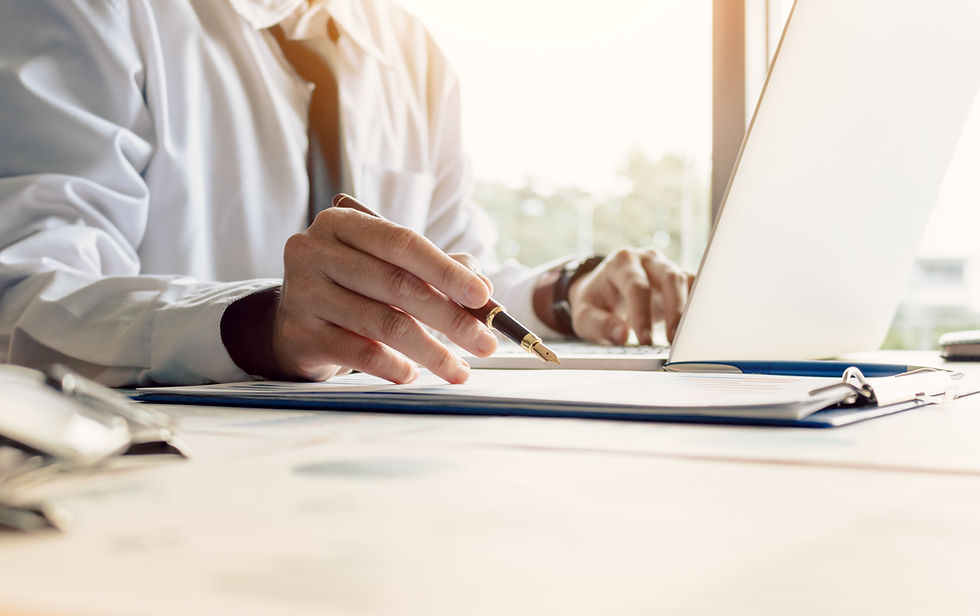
[[669, 0, 980, 363]]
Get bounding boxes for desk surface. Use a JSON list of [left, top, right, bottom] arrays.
[[3, 352, 980, 615]]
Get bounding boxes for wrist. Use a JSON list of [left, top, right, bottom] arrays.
[[535, 255, 605, 337], [221, 286, 282, 379], [533, 263, 566, 333], [553, 255, 605, 336]]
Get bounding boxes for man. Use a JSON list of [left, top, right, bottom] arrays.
[[0, 0, 691, 386]]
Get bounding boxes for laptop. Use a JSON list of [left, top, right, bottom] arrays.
[[468, 0, 980, 371]]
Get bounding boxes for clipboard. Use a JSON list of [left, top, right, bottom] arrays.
[[135, 367, 967, 429]]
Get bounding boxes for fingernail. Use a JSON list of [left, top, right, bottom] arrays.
[[452, 358, 470, 384], [477, 331, 498, 354]]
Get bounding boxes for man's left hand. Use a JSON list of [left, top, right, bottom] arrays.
[[566, 248, 694, 345]]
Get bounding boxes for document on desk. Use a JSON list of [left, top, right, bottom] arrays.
[[136, 367, 960, 428]]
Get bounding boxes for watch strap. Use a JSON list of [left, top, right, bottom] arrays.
[[551, 255, 605, 336]]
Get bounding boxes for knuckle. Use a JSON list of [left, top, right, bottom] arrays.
[[388, 226, 425, 260], [357, 341, 390, 374], [377, 310, 417, 343], [641, 249, 666, 266], [310, 206, 341, 229], [283, 232, 312, 262], [431, 259, 462, 293], [433, 348, 458, 374], [310, 208, 330, 226], [384, 267, 426, 302], [610, 248, 633, 265], [448, 305, 476, 334], [626, 279, 650, 297]]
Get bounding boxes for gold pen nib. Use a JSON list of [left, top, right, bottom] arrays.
[[529, 340, 562, 366]]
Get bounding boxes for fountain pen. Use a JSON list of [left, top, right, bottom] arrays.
[[466, 299, 561, 365]]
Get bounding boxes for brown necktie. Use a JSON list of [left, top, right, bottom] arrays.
[[269, 21, 344, 221]]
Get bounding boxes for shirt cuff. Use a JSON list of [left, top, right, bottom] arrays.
[[487, 256, 570, 340], [148, 279, 281, 385]]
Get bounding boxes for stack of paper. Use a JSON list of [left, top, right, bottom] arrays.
[[137, 368, 958, 428]]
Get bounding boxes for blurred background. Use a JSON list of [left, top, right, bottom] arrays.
[[399, 0, 980, 350]]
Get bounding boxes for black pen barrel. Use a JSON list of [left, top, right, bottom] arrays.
[[465, 299, 532, 348]]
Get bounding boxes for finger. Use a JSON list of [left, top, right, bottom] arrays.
[[572, 303, 631, 345], [274, 269, 417, 382], [310, 278, 472, 384], [672, 275, 690, 341], [602, 252, 655, 345], [450, 253, 494, 295], [311, 323, 422, 384], [313, 208, 491, 308], [319, 242, 498, 358], [272, 298, 418, 383], [641, 253, 689, 342]]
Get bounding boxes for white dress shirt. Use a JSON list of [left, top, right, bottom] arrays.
[[0, 0, 552, 385]]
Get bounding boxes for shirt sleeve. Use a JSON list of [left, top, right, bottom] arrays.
[[414, 26, 566, 339], [0, 0, 271, 386]]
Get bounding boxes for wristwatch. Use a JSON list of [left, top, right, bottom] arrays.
[[551, 255, 605, 336]]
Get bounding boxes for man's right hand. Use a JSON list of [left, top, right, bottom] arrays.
[[221, 207, 499, 384]]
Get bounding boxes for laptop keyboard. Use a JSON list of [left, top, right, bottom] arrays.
[[540, 341, 669, 355]]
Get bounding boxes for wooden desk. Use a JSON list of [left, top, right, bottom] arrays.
[[3, 352, 980, 615]]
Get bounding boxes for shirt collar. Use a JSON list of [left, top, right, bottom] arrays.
[[229, 0, 393, 67], [227, 0, 305, 29]]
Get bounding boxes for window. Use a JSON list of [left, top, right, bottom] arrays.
[[398, 0, 713, 271], [401, 1, 980, 351]]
